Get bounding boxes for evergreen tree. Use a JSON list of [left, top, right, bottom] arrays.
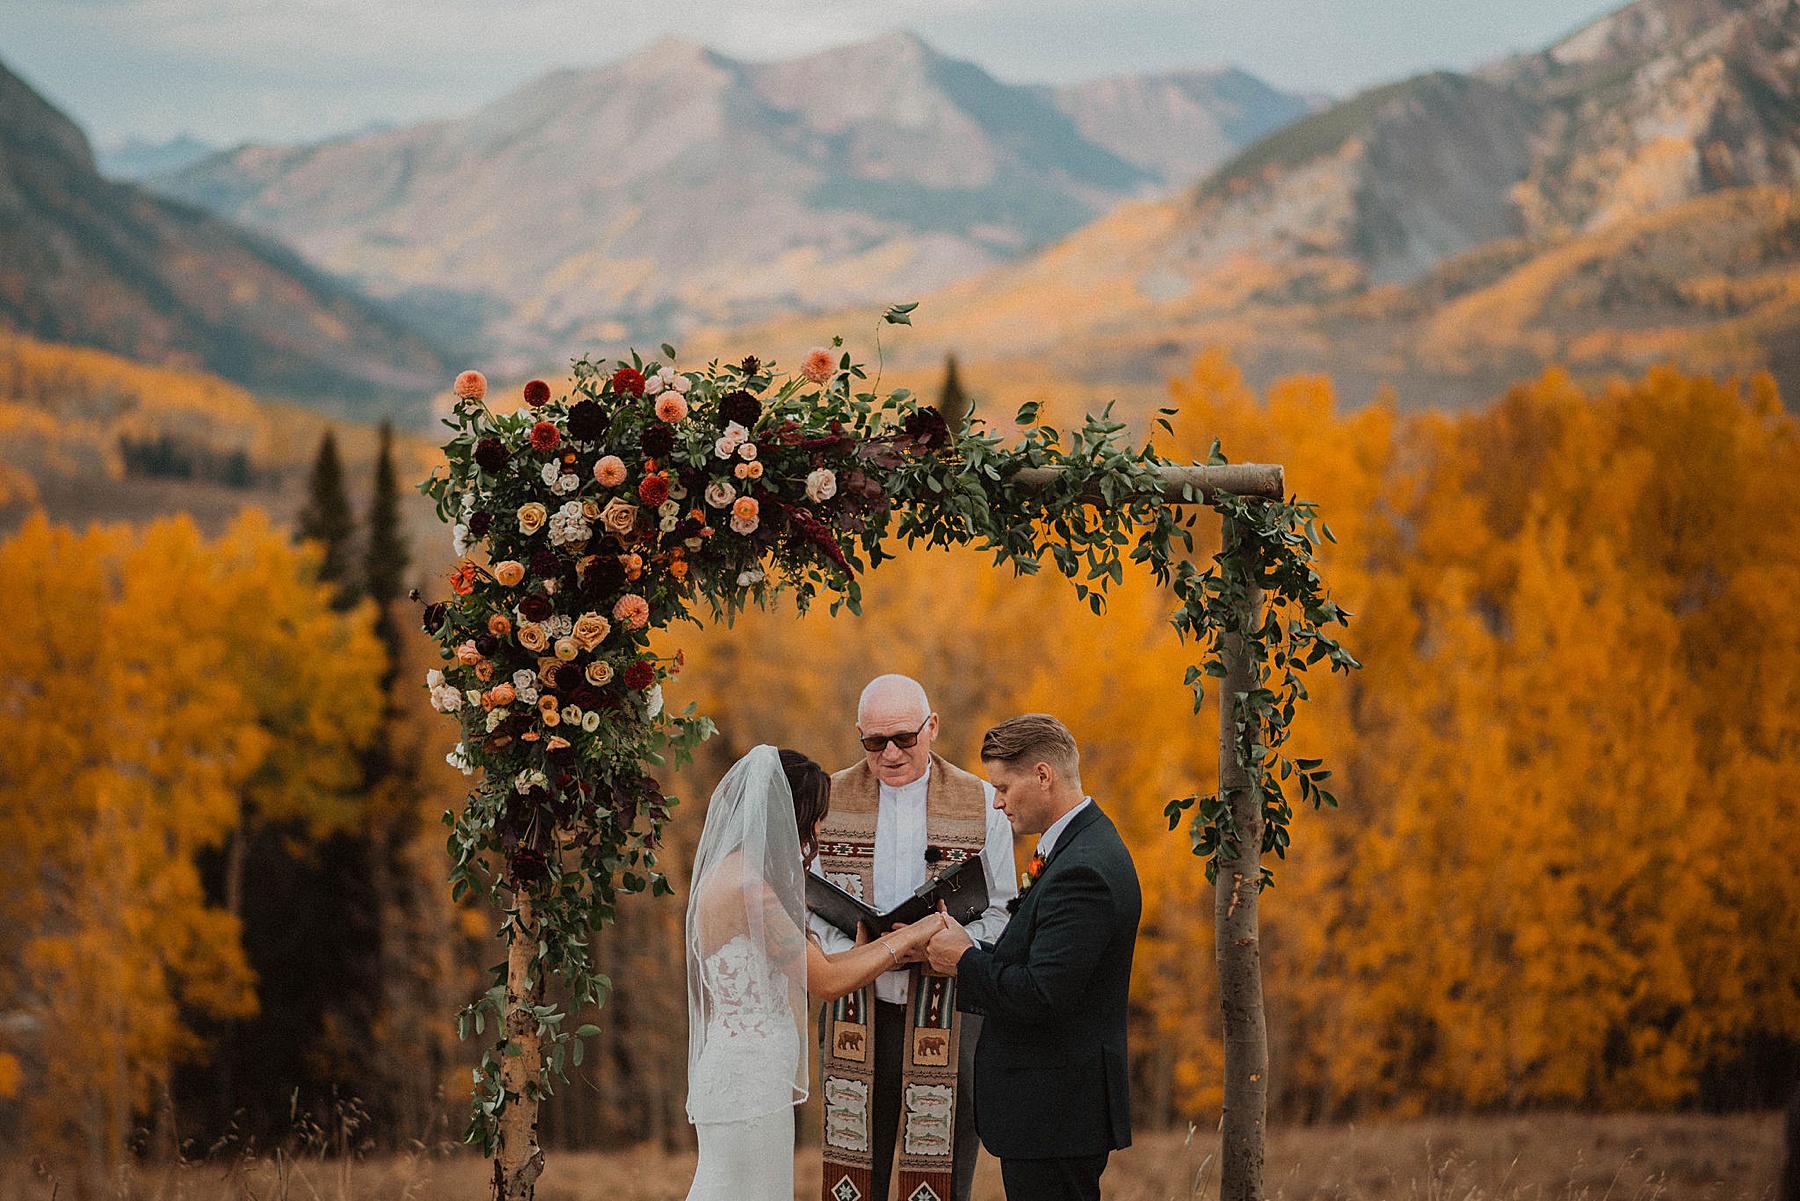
[[937, 353, 971, 432], [296, 429, 357, 607], [363, 420, 411, 690]]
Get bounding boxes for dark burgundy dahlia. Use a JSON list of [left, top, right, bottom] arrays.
[[474, 437, 510, 474], [719, 389, 762, 429]]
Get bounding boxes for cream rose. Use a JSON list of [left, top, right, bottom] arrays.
[[572, 612, 611, 651], [517, 503, 548, 535], [599, 497, 639, 537], [805, 468, 838, 502], [585, 660, 615, 686], [704, 479, 737, 509]]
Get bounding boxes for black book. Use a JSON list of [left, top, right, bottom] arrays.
[[805, 858, 990, 940]]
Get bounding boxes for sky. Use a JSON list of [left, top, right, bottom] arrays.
[[3, 0, 1627, 148]]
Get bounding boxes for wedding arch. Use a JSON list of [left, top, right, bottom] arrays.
[[417, 311, 1357, 1201]]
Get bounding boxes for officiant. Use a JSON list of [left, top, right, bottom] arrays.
[[809, 674, 1017, 1201]]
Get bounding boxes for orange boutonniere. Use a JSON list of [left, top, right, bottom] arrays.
[[1007, 852, 1048, 914]]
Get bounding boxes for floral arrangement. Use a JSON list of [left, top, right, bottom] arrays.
[[419, 344, 950, 897]]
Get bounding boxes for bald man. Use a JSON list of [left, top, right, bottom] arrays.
[[810, 674, 1017, 1201]]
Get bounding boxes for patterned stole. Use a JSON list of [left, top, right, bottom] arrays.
[[816, 755, 987, 1201]]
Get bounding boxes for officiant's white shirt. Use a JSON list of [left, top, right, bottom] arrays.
[[808, 761, 1017, 1004]]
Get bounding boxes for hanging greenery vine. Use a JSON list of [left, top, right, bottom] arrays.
[[416, 312, 1357, 1150]]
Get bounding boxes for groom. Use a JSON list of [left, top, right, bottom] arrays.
[[926, 713, 1141, 1201]]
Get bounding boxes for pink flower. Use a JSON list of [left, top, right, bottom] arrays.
[[654, 394, 688, 423], [805, 468, 837, 502], [613, 593, 651, 631], [453, 370, 488, 401], [800, 348, 834, 385], [594, 455, 628, 487]]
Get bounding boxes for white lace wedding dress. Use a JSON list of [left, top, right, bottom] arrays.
[[685, 933, 802, 1201]]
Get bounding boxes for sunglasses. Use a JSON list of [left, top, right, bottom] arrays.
[[859, 717, 930, 753]]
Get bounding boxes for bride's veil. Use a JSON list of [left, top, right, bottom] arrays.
[[684, 744, 810, 1114]]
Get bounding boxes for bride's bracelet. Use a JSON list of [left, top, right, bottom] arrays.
[[877, 938, 897, 962]]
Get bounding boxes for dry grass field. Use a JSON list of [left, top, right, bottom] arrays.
[[4, 1111, 1782, 1201]]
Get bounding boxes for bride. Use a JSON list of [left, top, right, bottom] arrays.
[[683, 745, 946, 1201]]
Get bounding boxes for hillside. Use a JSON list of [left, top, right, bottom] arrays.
[[0, 59, 447, 419], [0, 331, 453, 572], [707, 0, 1800, 415], [148, 35, 1309, 374]]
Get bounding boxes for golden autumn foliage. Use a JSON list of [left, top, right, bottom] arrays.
[[0, 510, 387, 1162], [662, 353, 1800, 1126]]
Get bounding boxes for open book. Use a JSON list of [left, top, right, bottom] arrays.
[[805, 857, 990, 940]]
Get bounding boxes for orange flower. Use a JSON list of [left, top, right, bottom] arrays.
[[490, 682, 517, 706], [453, 370, 488, 401], [448, 562, 478, 595], [622, 552, 643, 580], [595, 455, 628, 487], [670, 559, 689, 580], [488, 613, 513, 638], [493, 560, 526, 587], [473, 660, 494, 683], [654, 394, 688, 423], [800, 347, 834, 384], [612, 593, 650, 631]]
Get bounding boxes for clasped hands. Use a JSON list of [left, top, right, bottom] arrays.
[[864, 902, 974, 974]]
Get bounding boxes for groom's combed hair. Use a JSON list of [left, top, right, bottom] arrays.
[[980, 714, 1080, 781]]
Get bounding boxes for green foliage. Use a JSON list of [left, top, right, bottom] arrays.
[[297, 429, 357, 607]]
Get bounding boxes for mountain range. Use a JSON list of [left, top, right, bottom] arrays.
[[0, 60, 449, 415], [712, 0, 1800, 412], [148, 33, 1311, 372], [5, 0, 1798, 431]]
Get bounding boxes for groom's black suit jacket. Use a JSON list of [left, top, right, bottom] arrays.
[[953, 801, 1141, 1160]]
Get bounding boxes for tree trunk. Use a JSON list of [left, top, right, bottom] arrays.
[[1216, 526, 1267, 1201], [494, 897, 544, 1201]]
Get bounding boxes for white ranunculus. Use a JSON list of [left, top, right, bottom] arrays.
[[645, 684, 664, 719]]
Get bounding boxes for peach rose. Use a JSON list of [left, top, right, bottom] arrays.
[[453, 370, 488, 400], [655, 394, 688, 423], [490, 682, 517, 707], [581, 497, 602, 521], [494, 560, 526, 587], [613, 593, 650, 631], [488, 613, 513, 638], [455, 640, 482, 666], [594, 455, 628, 487], [517, 503, 548, 535], [572, 612, 611, 651], [599, 497, 639, 537], [518, 623, 550, 652], [585, 660, 614, 686]]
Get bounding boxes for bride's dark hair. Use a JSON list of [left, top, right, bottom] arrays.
[[779, 749, 831, 859]]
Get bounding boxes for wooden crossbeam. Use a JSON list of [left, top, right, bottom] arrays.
[[1008, 463, 1285, 503]]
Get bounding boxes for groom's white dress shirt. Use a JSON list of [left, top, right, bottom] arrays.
[[1035, 797, 1094, 861], [808, 761, 1017, 1004]]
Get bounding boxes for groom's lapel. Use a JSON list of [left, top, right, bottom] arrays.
[[1042, 801, 1104, 871]]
